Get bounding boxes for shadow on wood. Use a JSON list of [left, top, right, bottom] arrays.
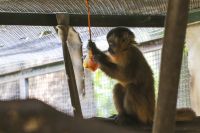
[[0, 99, 199, 133], [0, 99, 145, 133]]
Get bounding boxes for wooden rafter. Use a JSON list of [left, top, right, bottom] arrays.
[[0, 11, 200, 27], [0, 12, 165, 27]]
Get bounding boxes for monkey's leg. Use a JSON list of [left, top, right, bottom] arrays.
[[113, 83, 128, 124], [124, 84, 154, 124], [113, 83, 125, 114]]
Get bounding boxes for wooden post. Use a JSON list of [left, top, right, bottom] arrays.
[[56, 14, 83, 118], [153, 0, 190, 133], [19, 78, 29, 99]]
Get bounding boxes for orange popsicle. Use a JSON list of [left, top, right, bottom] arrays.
[[83, 49, 99, 71]]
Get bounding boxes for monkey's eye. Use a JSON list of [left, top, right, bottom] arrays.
[[109, 43, 115, 47]]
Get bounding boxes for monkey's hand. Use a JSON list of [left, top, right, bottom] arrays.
[[87, 40, 98, 54], [87, 40, 102, 62]]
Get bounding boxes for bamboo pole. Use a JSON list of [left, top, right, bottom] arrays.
[[152, 0, 190, 133], [56, 14, 83, 118]]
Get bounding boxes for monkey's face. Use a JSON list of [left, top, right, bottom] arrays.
[[107, 32, 134, 55]]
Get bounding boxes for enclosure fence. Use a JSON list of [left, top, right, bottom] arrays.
[[0, 38, 191, 118]]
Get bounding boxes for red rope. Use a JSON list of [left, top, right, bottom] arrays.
[[85, 0, 92, 40]]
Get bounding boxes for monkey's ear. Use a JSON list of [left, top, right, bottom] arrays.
[[122, 32, 132, 40], [123, 31, 135, 40]]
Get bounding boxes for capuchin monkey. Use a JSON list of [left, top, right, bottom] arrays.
[[89, 27, 196, 124]]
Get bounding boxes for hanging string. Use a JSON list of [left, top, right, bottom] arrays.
[[85, 0, 92, 40]]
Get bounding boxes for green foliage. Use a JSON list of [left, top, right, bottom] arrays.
[[93, 69, 117, 117], [153, 73, 159, 99], [93, 69, 159, 117], [183, 45, 188, 56]]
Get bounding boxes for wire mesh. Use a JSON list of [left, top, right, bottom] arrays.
[[0, 80, 20, 100], [92, 69, 117, 117], [0, 26, 192, 118], [28, 70, 96, 118], [144, 48, 191, 108], [177, 53, 192, 108], [0, 0, 199, 15], [28, 70, 73, 114], [144, 49, 161, 96]]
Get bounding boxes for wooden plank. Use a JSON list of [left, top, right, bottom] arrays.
[[0, 39, 163, 84], [0, 12, 165, 27], [0, 11, 199, 27], [19, 78, 29, 99], [188, 9, 200, 24], [152, 0, 190, 133], [0, 99, 200, 133], [0, 61, 65, 84], [138, 38, 163, 53], [56, 14, 83, 118], [0, 99, 145, 133]]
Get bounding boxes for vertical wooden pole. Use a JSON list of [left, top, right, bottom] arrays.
[[19, 78, 29, 99], [56, 14, 83, 118], [153, 0, 189, 133]]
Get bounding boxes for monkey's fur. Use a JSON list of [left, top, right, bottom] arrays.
[[89, 27, 196, 124]]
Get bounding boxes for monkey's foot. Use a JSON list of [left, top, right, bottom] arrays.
[[114, 114, 133, 125], [114, 114, 141, 126]]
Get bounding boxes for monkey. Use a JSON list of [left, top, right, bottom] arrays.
[[88, 27, 196, 124], [88, 27, 155, 124]]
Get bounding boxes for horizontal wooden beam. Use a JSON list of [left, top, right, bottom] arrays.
[[188, 9, 200, 24], [0, 10, 200, 27], [139, 38, 163, 53], [0, 61, 64, 84], [1, 11, 199, 27], [0, 12, 165, 27], [1, 99, 200, 132]]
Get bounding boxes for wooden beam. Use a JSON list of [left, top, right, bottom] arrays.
[[0, 11, 199, 27], [1, 99, 200, 133], [0, 12, 165, 27], [153, 0, 190, 133], [56, 14, 83, 118], [0, 61, 64, 84], [138, 38, 163, 53], [0, 99, 145, 133], [188, 9, 200, 24], [19, 78, 29, 99]]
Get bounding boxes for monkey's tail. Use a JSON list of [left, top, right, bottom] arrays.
[[176, 108, 196, 121]]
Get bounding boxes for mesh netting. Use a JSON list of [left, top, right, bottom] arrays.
[[0, 26, 164, 75], [0, 80, 20, 100], [28, 70, 96, 118], [0, 0, 200, 15], [0, 26, 191, 118]]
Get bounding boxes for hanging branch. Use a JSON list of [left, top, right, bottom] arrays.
[[56, 14, 83, 118]]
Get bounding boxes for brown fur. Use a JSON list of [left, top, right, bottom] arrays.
[[89, 27, 196, 124]]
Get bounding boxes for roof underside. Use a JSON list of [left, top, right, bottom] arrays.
[[0, 0, 200, 75], [0, 0, 200, 15]]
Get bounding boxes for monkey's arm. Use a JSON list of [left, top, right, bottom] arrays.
[[88, 41, 119, 78]]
